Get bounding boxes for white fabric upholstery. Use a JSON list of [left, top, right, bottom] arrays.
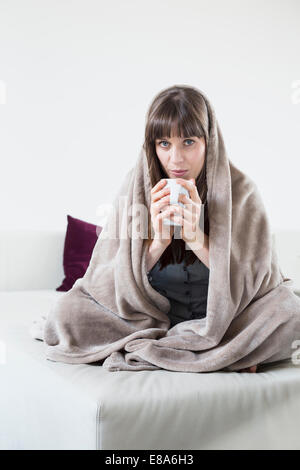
[[0, 229, 65, 291], [0, 289, 300, 450]]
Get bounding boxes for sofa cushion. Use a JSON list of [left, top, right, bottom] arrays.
[[56, 215, 102, 292]]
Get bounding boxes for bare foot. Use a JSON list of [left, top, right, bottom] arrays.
[[237, 365, 258, 373]]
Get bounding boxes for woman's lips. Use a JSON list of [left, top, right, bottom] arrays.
[[170, 170, 187, 176]]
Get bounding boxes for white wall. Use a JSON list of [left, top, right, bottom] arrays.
[[0, 0, 299, 232]]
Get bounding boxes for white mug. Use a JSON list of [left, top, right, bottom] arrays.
[[162, 179, 190, 226]]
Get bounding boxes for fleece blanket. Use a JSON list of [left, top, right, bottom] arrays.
[[30, 92, 300, 372]]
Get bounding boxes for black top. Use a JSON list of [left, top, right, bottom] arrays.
[[147, 256, 209, 328]]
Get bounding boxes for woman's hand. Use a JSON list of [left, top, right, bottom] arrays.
[[169, 178, 204, 247], [150, 179, 176, 247]]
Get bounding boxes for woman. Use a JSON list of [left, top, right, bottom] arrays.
[[35, 84, 300, 373], [144, 85, 257, 373]]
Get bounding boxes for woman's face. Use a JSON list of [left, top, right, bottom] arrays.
[[155, 134, 206, 180]]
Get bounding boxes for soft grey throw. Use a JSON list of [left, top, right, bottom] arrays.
[[30, 91, 300, 372]]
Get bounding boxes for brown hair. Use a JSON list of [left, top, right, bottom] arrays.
[[143, 84, 210, 270]]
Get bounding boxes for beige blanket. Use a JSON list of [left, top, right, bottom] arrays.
[[30, 93, 300, 372]]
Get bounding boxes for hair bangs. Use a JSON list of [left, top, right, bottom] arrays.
[[149, 103, 205, 144]]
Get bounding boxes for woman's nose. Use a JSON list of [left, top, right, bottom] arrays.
[[169, 149, 184, 162]]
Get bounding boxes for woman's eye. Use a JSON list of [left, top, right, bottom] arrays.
[[159, 140, 169, 147], [158, 139, 194, 147]]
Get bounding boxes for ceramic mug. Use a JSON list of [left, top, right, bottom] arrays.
[[162, 179, 190, 226]]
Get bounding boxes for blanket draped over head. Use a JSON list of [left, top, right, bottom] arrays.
[[30, 91, 300, 372]]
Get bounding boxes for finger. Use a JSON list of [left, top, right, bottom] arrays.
[[170, 214, 195, 232], [182, 220, 199, 241], [179, 201, 201, 225], [168, 204, 193, 223], [175, 177, 195, 186], [157, 205, 182, 221], [155, 198, 197, 221], [170, 215, 183, 226], [175, 178, 195, 194], [166, 212, 194, 230], [178, 192, 196, 204], [175, 178, 201, 203], [152, 185, 170, 204], [153, 195, 171, 215], [151, 179, 167, 196]]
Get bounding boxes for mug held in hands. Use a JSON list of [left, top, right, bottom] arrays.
[[162, 179, 190, 226]]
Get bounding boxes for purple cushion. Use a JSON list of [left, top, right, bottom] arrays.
[[56, 215, 102, 292]]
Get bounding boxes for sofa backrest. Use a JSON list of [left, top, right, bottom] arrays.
[[272, 230, 300, 295], [0, 229, 65, 291], [0, 229, 299, 293]]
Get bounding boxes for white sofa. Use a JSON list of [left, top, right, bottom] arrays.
[[0, 228, 300, 450]]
